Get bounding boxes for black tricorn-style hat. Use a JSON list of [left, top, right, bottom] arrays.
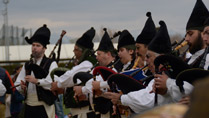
[[93, 66, 117, 81], [186, 0, 209, 31], [76, 27, 95, 50], [97, 28, 115, 52], [107, 74, 145, 94], [148, 21, 172, 54], [154, 54, 191, 79], [136, 12, 156, 45], [117, 30, 135, 50], [176, 68, 209, 94], [25, 24, 50, 48]]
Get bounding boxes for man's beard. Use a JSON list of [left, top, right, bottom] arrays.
[[32, 51, 43, 59], [189, 33, 204, 54]]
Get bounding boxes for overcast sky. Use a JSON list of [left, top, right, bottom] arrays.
[[0, 0, 209, 42]]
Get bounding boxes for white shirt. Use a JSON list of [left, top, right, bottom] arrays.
[[204, 54, 209, 70], [121, 79, 173, 114], [82, 67, 118, 95], [122, 61, 131, 71], [165, 49, 206, 102], [55, 60, 93, 88], [15, 57, 58, 94], [187, 49, 205, 65], [0, 79, 6, 96], [166, 78, 193, 102]]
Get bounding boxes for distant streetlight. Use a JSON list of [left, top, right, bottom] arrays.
[[3, 0, 10, 61]]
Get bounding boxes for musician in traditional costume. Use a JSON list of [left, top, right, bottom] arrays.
[[73, 28, 120, 118], [202, 17, 209, 70], [184, 0, 208, 68], [105, 20, 176, 115], [154, 0, 209, 106], [117, 30, 136, 71], [135, 12, 156, 69], [51, 27, 97, 118], [15, 24, 58, 118]]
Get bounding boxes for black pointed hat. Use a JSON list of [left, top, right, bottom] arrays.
[[204, 17, 209, 27], [97, 28, 115, 51], [76, 27, 95, 50], [148, 21, 172, 54], [136, 12, 156, 45], [25, 24, 50, 48], [117, 30, 135, 50], [186, 0, 209, 31]]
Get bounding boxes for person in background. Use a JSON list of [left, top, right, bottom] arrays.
[[0, 79, 6, 96], [0, 67, 13, 118], [9, 65, 24, 118]]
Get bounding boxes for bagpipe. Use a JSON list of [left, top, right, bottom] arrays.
[[153, 54, 191, 106], [171, 38, 189, 60], [48, 30, 66, 63], [176, 68, 209, 95], [90, 63, 149, 117], [12, 30, 67, 105]]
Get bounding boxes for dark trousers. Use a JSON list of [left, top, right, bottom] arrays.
[[24, 104, 48, 118]]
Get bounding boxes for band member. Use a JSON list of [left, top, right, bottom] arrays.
[[135, 12, 156, 69], [73, 28, 119, 118], [105, 20, 174, 115], [184, 0, 208, 68], [15, 24, 58, 118], [118, 30, 136, 71], [152, 0, 209, 106], [51, 27, 97, 118], [203, 17, 209, 46], [202, 17, 209, 70]]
